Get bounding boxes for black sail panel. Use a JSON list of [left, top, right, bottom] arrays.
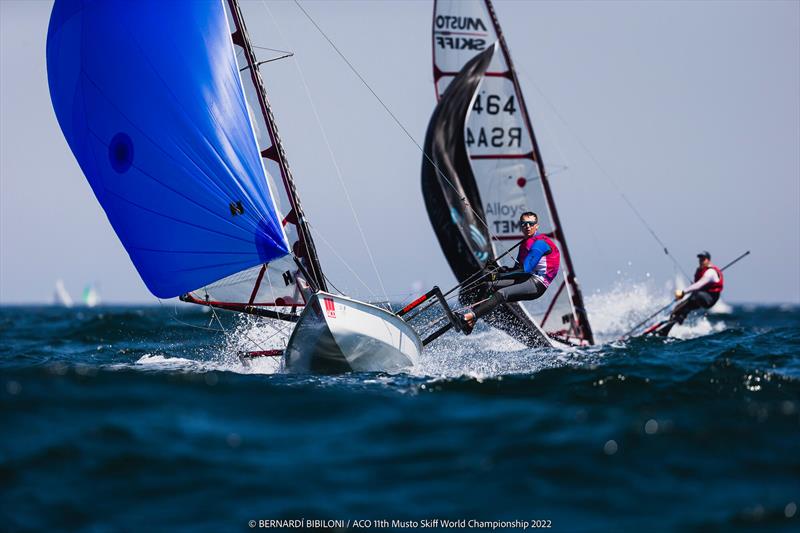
[[422, 46, 494, 280]]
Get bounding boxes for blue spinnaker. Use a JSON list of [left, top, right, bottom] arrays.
[[46, 0, 290, 298]]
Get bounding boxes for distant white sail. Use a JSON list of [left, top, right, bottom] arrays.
[[53, 279, 73, 307]]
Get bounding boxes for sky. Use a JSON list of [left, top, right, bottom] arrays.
[[1, 0, 798, 305]]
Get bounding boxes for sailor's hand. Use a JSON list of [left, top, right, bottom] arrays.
[[674, 289, 684, 300], [498, 265, 512, 274]]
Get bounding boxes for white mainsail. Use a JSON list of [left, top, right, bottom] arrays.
[[53, 279, 73, 308]]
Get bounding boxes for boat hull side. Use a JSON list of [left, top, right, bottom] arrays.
[[284, 292, 421, 373]]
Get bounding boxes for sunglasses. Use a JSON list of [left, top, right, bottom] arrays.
[[520, 221, 538, 228]]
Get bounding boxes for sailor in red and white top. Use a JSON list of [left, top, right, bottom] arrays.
[[656, 251, 724, 336], [459, 211, 559, 335]]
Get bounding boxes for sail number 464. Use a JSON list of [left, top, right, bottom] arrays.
[[467, 93, 523, 148], [472, 93, 516, 115]]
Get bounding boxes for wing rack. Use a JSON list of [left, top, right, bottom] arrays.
[[395, 286, 464, 346]]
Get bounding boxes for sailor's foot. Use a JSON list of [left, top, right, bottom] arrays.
[[459, 312, 475, 335]]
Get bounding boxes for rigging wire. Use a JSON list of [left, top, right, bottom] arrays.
[[252, 44, 294, 55], [307, 221, 382, 302], [291, 0, 496, 241], [228, 1, 327, 296], [285, 2, 688, 324], [158, 294, 286, 369], [246, 45, 295, 69], [320, 272, 346, 298], [163, 299, 227, 333], [261, 0, 393, 311], [157, 296, 222, 333]]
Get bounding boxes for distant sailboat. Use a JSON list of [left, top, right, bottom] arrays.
[[82, 283, 100, 308], [422, 0, 594, 347], [53, 279, 73, 307], [46, 0, 421, 373]]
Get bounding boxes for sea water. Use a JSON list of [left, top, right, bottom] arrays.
[[1, 288, 798, 531]]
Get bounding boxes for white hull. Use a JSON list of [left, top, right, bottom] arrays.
[[284, 292, 421, 373]]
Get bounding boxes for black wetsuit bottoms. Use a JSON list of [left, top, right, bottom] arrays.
[[670, 290, 720, 324], [472, 273, 547, 320]]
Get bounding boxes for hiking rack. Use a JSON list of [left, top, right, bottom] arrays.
[[395, 286, 463, 346]]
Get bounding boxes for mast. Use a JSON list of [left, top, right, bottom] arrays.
[[226, 0, 327, 292], [483, 0, 594, 344]]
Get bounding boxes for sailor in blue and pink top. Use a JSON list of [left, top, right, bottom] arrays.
[[517, 230, 560, 288], [460, 211, 560, 334]]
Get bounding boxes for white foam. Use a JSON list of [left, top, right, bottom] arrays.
[[585, 279, 727, 341], [412, 323, 583, 379], [109, 313, 291, 376], [709, 299, 733, 314], [586, 280, 671, 341], [130, 353, 215, 372], [223, 307, 580, 379], [125, 348, 281, 376], [668, 316, 727, 339], [124, 276, 729, 380], [219, 315, 288, 375]]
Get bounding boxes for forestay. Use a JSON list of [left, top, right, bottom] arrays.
[[431, 0, 593, 344]]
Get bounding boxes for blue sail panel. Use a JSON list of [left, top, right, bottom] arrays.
[[46, 0, 290, 298]]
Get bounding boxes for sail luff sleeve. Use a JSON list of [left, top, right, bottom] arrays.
[[46, 0, 291, 298]]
